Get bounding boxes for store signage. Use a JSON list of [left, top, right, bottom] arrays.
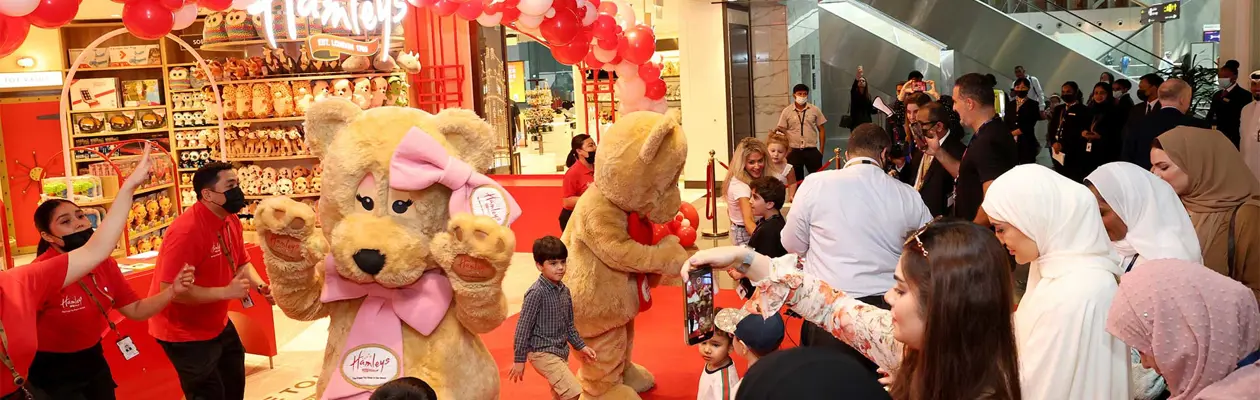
[[1203, 24, 1221, 43], [307, 34, 381, 61], [247, 0, 407, 51], [0, 71, 64, 89], [1140, 1, 1180, 25]]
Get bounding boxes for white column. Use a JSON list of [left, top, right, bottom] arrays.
[[678, 0, 731, 183], [1220, 0, 1257, 73]]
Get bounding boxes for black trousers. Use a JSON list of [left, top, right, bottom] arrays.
[[157, 322, 246, 400], [799, 293, 890, 374], [559, 208, 574, 232], [27, 342, 116, 400], [787, 147, 824, 182]]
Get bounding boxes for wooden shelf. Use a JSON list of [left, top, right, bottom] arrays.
[[220, 116, 306, 124], [172, 108, 206, 112], [210, 72, 404, 85], [167, 62, 197, 67], [199, 36, 404, 52], [66, 64, 164, 72], [175, 146, 208, 151], [177, 168, 199, 172], [136, 183, 175, 195], [173, 126, 215, 132], [129, 220, 173, 239], [227, 155, 317, 161], [69, 105, 167, 114], [73, 128, 169, 138], [245, 192, 320, 200]]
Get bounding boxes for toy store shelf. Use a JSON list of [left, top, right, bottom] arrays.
[[175, 146, 208, 151], [78, 197, 115, 206], [169, 89, 202, 94], [75, 153, 144, 163], [135, 183, 174, 196], [73, 128, 170, 138], [198, 36, 405, 52], [220, 116, 306, 124], [177, 168, 199, 172], [172, 108, 206, 113], [69, 105, 167, 114], [244, 192, 320, 200], [129, 221, 171, 238], [167, 63, 197, 67], [227, 155, 317, 162], [173, 126, 218, 132], [66, 64, 164, 72], [211, 72, 405, 86]]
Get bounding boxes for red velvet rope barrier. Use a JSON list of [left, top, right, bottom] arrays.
[[705, 157, 717, 220], [816, 157, 835, 172]]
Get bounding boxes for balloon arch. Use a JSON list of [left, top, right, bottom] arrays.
[[0, 0, 667, 114]]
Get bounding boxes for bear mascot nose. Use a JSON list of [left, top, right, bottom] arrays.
[[352, 249, 387, 275]]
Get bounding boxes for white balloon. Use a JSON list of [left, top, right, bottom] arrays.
[[580, 1, 598, 26], [614, 62, 638, 80], [0, 0, 39, 17], [230, 0, 254, 11], [617, 77, 645, 100], [544, 7, 555, 18], [592, 46, 616, 63], [476, 12, 503, 27], [517, 13, 545, 28], [517, 0, 552, 16], [600, 61, 616, 72], [613, 0, 635, 29], [172, 4, 200, 30]]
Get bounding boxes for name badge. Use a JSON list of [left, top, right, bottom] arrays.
[[1085, 142, 1093, 153], [117, 336, 140, 360], [241, 296, 255, 308]]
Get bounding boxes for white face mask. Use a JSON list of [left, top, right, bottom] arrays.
[[1219, 78, 1233, 89], [794, 96, 807, 105], [1113, 90, 1123, 98]]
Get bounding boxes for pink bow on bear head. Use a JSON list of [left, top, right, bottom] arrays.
[[388, 127, 521, 225]]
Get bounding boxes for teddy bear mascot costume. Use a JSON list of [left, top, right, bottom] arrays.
[[562, 109, 691, 399], [253, 98, 520, 399]]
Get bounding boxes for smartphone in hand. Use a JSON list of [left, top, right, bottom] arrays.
[[684, 267, 715, 345]]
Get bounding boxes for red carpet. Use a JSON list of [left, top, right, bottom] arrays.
[[485, 287, 805, 399]]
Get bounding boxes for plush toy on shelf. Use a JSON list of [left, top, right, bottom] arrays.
[[180, 188, 196, 207], [310, 175, 321, 193], [275, 178, 294, 196], [372, 52, 396, 72], [225, 10, 257, 41], [145, 198, 161, 226], [370, 77, 388, 108], [397, 51, 422, 74], [130, 203, 146, 231], [386, 76, 409, 107], [352, 78, 371, 109], [234, 84, 252, 118], [313, 80, 331, 102], [247, 57, 266, 79], [293, 177, 309, 194], [342, 55, 370, 73], [224, 58, 247, 81], [272, 82, 294, 117], [169, 68, 191, 91], [287, 127, 305, 154], [292, 165, 310, 179], [202, 13, 228, 44], [292, 81, 313, 115], [251, 83, 274, 119], [220, 85, 238, 119], [159, 195, 173, 222], [297, 44, 315, 73], [332, 79, 352, 101], [277, 167, 292, 181]]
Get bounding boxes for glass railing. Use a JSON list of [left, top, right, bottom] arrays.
[[995, 0, 1166, 77]]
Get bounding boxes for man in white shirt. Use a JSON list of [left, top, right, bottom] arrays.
[[781, 123, 932, 369], [1013, 66, 1045, 109], [1241, 70, 1260, 181]]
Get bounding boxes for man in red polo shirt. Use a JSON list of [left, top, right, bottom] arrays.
[[149, 162, 271, 400]]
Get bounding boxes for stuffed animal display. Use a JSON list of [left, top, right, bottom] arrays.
[[215, 126, 307, 158], [235, 162, 321, 198], [216, 78, 395, 121], [253, 99, 519, 399], [196, 48, 409, 81], [127, 192, 176, 234]]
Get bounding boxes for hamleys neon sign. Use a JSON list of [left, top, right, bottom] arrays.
[[247, 0, 407, 56]]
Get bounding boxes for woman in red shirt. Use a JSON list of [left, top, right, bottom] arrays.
[[560, 134, 597, 231], [0, 145, 179, 400], [28, 198, 194, 399]]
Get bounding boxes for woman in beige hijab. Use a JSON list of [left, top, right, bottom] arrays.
[[1150, 126, 1260, 301]]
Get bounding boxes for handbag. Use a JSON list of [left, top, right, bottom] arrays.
[[840, 115, 854, 129]]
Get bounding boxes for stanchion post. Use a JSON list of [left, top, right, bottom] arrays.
[[834, 147, 842, 170], [701, 150, 728, 239]]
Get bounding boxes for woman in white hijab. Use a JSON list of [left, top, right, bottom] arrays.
[[1085, 162, 1202, 272], [982, 164, 1130, 400]]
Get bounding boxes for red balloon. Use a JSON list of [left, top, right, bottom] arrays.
[[607, 54, 621, 65], [582, 51, 603, 70], [550, 39, 588, 65], [677, 226, 698, 248], [25, 0, 79, 29], [619, 24, 655, 64], [432, 0, 459, 16], [651, 224, 669, 245], [644, 78, 665, 100], [539, 7, 580, 46], [679, 202, 699, 229], [666, 214, 682, 233], [455, 0, 482, 19], [552, 0, 576, 12], [596, 1, 615, 15], [500, 6, 520, 23], [638, 62, 661, 81], [591, 14, 616, 41], [158, 0, 184, 10], [200, 0, 231, 11], [596, 36, 617, 51], [122, 0, 173, 40], [0, 16, 31, 59]]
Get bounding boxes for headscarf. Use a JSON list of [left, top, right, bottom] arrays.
[[1155, 127, 1260, 255], [735, 346, 891, 400], [982, 164, 1122, 289], [1085, 162, 1202, 265], [1106, 259, 1260, 399]]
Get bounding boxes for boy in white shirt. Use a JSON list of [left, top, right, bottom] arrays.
[[714, 308, 785, 397], [696, 312, 738, 400]]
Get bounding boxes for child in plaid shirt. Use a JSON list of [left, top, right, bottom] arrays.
[[508, 236, 597, 400]]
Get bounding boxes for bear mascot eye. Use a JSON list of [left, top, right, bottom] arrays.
[[355, 194, 374, 211], [391, 199, 413, 214]]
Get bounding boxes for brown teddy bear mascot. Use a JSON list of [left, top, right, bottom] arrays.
[[253, 98, 521, 399], [562, 109, 690, 399]]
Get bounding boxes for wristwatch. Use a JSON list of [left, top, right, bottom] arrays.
[[734, 247, 755, 275]]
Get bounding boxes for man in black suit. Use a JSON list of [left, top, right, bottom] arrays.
[[910, 102, 967, 217], [1121, 74, 1163, 164], [1124, 79, 1211, 170], [1113, 79, 1136, 112], [1206, 60, 1254, 148]]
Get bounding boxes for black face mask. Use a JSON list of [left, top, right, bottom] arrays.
[[59, 228, 94, 252], [216, 187, 247, 213], [585, 150, 596, 165], [1014, 90, 1028, 98], [1135, 90, 1148, 102], [1061, 93, 1077, 103]]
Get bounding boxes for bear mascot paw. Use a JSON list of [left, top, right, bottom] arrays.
[[561, 109, 690, 400], [255, 98, 520, 400]]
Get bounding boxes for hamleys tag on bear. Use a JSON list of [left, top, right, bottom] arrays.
[[341, 345, 400, 389], [469, 185, 511, 225]]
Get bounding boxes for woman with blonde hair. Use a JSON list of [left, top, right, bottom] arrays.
[[725, 137, 769, 246], [764, 133, 797, 200]]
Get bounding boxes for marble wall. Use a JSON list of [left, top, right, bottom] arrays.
[[750, 3, 791, 139]]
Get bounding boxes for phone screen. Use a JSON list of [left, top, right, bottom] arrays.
[[684, 267, 715, 345], [913, 81, 927, 92]]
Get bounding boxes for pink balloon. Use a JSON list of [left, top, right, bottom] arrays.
[[500, 4, 520, 23], [616, 74, 644, 97], [456, 0, 482, 19], [516, 12, 543, 28], [539, 7, 579, 46], [596, 1, 614, 15], [517, 0, 551, 15], [613, 60, 637, 79], [476, 12, 503, 27], [592, 45, 615, 63], [579, 1, 596, 25], [0, 15, 30, 58], [171, 3, 198, 30], [123, 0, 174, 40], [618, 24, 654, 64], [582, 50, 603, 69], [24, 0, 78, 29], [230, 0, 253, 10], [0, 0, 39, 17]]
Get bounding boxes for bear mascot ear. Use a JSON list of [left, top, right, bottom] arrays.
[[638, 109, 684, 164], [304, 98, 363, 157], [432, 108, 496, 173]]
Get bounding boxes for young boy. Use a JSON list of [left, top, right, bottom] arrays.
[[697, 311, 739, 400], [733, 176, 788, 299], [509, 236, 597, 400], [714, 308, 786, 396]]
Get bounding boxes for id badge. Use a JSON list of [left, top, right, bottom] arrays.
[[1085, 142, 1093, 153], [116, 336, 140, 360], [241, 296, 255, 309]]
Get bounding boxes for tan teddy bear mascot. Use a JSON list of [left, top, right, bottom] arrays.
[[562, 110, 690, 399], [253, 98, 521, 399]]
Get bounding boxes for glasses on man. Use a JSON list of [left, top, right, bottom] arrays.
[[910, 121, 940, 138]]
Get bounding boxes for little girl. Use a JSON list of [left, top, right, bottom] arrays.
[[725, 137, 767, 246], [765, 133, 797, 202]]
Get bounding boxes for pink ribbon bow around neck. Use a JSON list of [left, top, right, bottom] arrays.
[[389, 127, 522, 226], [319, 255, 453, 399]]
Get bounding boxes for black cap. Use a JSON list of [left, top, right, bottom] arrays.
[[715, 308, 785, 356], [735, 346, 891, 400]]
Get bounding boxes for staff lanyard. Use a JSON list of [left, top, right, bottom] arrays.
[[797, 108, 807, 138], [0, 320, 32, 399], [218, 231, 255, 308], [77, 276, 120, 339], [1124, 254, 1139, 273]]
